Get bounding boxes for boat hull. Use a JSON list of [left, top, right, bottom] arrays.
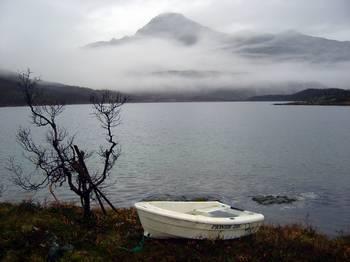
[[135, 203, 263, 240]]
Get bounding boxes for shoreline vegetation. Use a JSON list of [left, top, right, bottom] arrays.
[[0, 202, 349, 261], [274, 102, 350, 106], [252, 88, 350, 106]]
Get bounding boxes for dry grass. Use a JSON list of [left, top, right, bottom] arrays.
[[0, 201, 349, 261]]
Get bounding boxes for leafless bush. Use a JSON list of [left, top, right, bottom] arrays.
[[7, 69, 126, 218]]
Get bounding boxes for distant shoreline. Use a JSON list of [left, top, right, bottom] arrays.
[[4, 100, 350, 108], [0, 100, 258, 108], [274, 102, 350, 106]]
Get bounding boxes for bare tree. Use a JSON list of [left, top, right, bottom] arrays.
[[7, 69, 126, 218]]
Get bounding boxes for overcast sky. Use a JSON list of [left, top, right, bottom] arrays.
[[1, 0, 350, 90], [1, 0, 349, 49]]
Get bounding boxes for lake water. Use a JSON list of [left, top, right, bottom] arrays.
[[0, 102, 349, 235]]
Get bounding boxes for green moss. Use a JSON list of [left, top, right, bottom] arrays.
[[0, 202, 349, 261]]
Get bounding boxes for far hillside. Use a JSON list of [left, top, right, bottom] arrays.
[[249, 88, 350, 105], [0, 72, 121, 107], [2, 71, 346, 106], [0, 73, 250, 106]]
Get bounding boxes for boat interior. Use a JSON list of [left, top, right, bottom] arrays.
[[149, 201, 246, 218]]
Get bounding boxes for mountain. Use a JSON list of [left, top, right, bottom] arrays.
[[135, 12, 226, 45], [228, 30, 350, 62], [4, 13, 350, 105], [249, 88, 350, 105], [86, 12, 227, 47], [86, 13, 350, 63]]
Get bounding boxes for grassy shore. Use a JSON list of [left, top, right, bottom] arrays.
[[0, 202, 349, 261]]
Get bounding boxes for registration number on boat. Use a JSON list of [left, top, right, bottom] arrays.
[[211, 224, 241, 230]]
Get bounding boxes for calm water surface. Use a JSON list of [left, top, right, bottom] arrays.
[[0, 102, 349, 235]]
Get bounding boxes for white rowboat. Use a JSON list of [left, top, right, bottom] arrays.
[[135, 201, 264, 240]]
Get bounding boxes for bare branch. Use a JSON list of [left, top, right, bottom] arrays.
[[9, 71, 125, 218], [91, 91, 126, 186], [6, 157, 49, 191]]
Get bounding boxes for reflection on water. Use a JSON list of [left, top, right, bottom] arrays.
[[0, 102, 350, 235]]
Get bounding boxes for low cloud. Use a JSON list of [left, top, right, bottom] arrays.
[[3, 37, 349, 93]]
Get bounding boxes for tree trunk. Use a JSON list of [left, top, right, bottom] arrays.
[[82, 194, 91, 218]]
